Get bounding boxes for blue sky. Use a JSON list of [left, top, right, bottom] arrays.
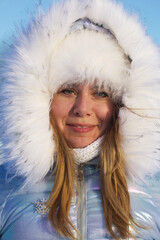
[[0, 0, 160, 46]]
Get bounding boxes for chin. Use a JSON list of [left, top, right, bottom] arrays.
[[67, 138, 96, 149]]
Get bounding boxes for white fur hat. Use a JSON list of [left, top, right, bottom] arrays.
[[1, 0, 160, 186]]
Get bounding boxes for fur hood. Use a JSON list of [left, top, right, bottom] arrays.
[[1, 0, 160, 186]]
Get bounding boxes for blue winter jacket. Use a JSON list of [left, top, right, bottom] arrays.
[[0, 158, 160, 240]]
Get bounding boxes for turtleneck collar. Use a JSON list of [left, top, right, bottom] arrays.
[[72, 136, 103, 164]]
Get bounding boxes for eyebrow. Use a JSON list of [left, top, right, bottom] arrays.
[[59, 83, 106, 91], [90, 85, 105, 91], [60, 83, 78, 88]]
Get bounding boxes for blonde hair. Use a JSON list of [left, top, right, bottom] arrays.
[[100, 105, 137, 239], [48, 105, 140, 239]]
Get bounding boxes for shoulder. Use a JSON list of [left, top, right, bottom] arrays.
[[146, 173, 160, 211], [129, 178, 160, 239], [0, 165, 11, 200], [0, 164, 23, 212], [0, 165, 13, 232], [0, 166, 55, 238]]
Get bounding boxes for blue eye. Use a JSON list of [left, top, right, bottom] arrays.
[[60, 88, 76, 95], [95, 91, 108, 98]]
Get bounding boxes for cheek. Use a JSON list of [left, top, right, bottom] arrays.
[[51, 104, 65, 124], [50, 98, 72, 126], [97, 103, 114, 128]]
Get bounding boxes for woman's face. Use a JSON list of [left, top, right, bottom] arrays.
[[51, 82, 114, 148]]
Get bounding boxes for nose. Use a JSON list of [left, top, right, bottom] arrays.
[[72, 93, 92, 117]]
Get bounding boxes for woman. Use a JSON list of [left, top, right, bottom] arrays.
[[0, 0, 160, 239]]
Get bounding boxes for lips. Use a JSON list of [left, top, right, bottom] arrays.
[[75, 126, 91, 128], [66, 123, 97, 133]]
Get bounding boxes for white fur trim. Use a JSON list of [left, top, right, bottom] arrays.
[[49, 30, 129, 101], [1, 0, 160, 185]]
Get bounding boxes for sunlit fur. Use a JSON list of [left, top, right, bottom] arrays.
[[2, 0, 160, 188], [48, 106, 140, 239]]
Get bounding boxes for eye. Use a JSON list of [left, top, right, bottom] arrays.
[[94, 91, 108, 98], [60, 88, 77, 95]]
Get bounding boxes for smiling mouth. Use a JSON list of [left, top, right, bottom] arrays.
[[76, 126, 91, 128], [67, 123, 96, 127], [66, 123, 97, 133]]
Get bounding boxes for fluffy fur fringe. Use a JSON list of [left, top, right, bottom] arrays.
[[1, 0, 160, 186]]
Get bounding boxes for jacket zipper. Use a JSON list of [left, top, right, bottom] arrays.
[[77, 164, 86, 240]]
